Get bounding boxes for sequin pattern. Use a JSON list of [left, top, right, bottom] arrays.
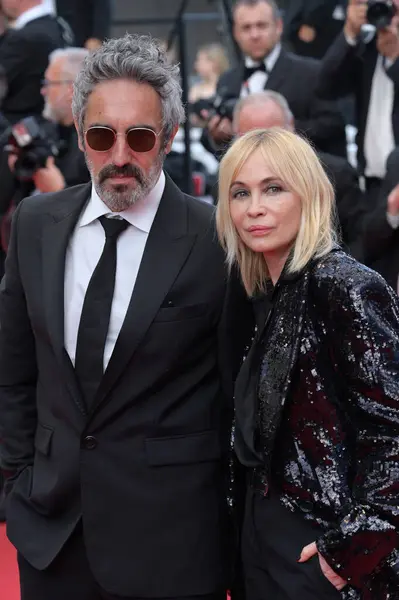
[[252, 251, 399, 599]]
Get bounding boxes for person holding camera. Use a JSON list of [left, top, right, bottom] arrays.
[[203, 0, 347, 159], [317, 0, 399, 205]]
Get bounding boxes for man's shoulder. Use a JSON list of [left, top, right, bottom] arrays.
[[18, 183, 90, 218], [183, 193, 216, 230], [318, 151, 356, 178], [282, 49, 320, 73]]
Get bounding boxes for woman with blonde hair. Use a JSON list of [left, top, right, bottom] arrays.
[[217, 128, 399, 600]]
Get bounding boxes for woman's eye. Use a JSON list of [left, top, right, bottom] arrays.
[[266, 185, 282, 194], [232, 189, 248, 199]]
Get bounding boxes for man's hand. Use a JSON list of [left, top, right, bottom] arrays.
[[32, 157, 65, 193], [298, 25, 316, 43], [387, 182, 399, 216], [85, 38, 102, 51], [344, 0, 367, 40], [298, 542, 347, 591], [377, 17, 399, 61], [202, 110, 233, 145]]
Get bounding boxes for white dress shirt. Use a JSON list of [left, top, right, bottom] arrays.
[[345, 31, 396, 178], [64, 171, 165, 371], [364, 54, 396, 178], [12, 3, 53, 29], [240, 43, 281, 97]]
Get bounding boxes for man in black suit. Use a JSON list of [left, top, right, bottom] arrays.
[[0, 0, 72, 124], [361, 146, 399, 289], [205, 0, 346, 158], [232, 89, 366, 258], [317, 0, 399, 204], [283, 0, 347, 59], [56, 0, 112, 50], [0, 33, 252, 600]]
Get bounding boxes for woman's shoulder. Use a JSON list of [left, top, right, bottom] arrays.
[[308, 249, 398, 310]]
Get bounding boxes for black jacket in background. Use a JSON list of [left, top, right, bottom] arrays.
[[361, 146, 399, 289], [214, 49, 347, 157], [56, 0, 113, 47], [319, 150, 366, 259], [316, 32, 399, 174], [0, 16, 71, 124]]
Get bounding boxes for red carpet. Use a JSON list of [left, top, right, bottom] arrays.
[[0, 524, 19, 600]]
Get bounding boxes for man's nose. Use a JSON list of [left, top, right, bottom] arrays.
[[110, 134, 131, 166]]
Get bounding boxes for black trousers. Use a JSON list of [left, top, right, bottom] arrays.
[[18, 521, 226, 600], [242, 488, 342, 600]]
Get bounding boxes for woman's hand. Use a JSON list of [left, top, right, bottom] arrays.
[[299, 542, 347, 591]]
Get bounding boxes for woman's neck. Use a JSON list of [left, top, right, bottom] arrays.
[[263, 249, 291, 286]]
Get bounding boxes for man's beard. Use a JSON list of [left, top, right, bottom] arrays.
[[42, 99, 59, 123], [86, 151, 164, 212]]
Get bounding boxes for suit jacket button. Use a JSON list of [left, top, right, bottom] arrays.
[[83, 436, 97, 450]]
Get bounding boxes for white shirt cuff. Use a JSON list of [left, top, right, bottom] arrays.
[[344, 32, 357, 47], [386, 212, 399, 229]]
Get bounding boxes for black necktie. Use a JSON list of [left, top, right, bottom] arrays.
[[74, 216, 129, 408], [244, 62, 268, 81]]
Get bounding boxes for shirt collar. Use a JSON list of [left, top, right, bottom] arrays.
[[12, 4, 53, 29], [79, 170, 165, 233], [245, 43, 281, 72]]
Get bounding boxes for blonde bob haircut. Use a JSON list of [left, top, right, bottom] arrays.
[[216, 128, 338, 296]]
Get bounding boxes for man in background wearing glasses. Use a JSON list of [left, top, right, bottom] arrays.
[[0, 33, 253, 600]]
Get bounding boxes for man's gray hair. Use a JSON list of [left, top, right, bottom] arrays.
[[233, 91, 294, 129], [72, 34, 186, 143], [49, 48, 90, 79], [233, 0, 281, 21]]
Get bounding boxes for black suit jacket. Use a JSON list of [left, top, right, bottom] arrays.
[[361, 146, 399, 289], [318, 150, 366, 258], [217, 49, 347, 156], [317, 32, 399, 173], [0, 16, 70, 124], [56, 0, 112, 47], [0, 176, 254, 596]]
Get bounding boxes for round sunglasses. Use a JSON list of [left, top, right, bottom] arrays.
[[85, 126, 162, 153]]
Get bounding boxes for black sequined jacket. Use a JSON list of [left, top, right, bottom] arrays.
[[235, 249, 399, 600]]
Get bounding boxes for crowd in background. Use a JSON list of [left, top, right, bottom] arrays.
[[0, 0, 398, 520]]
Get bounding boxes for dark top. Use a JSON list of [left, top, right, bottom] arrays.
[[0, 16, 71, 124]]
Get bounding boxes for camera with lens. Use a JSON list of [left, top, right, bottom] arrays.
[[3, 116, 61, 181], [367, 0, 397, 29], [190, 88, 238, 123]]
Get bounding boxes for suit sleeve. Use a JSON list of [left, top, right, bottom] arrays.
[[361, 148, 399, 265], [316, 31, 362, 100], [0, 32, 30, 93], [0, 201, 38, 490], [314, 272, 399, 590], [91, 0, 113, 41]]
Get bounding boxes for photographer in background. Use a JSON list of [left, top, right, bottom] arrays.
[[202, 0, 347, 159], [0, 0, 72, 124], [0, 47, 90, 256], [56, 0, 112, 50], [317, 0, 399, 205]]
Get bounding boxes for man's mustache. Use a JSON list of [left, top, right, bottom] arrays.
[[98, 164, 144, 185]]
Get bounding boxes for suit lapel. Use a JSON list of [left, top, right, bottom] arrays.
[[257, 271, 310, 467], [42, 183, 91, 415], [91, 176, 197, 411], [265, 51, 288, 93]]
